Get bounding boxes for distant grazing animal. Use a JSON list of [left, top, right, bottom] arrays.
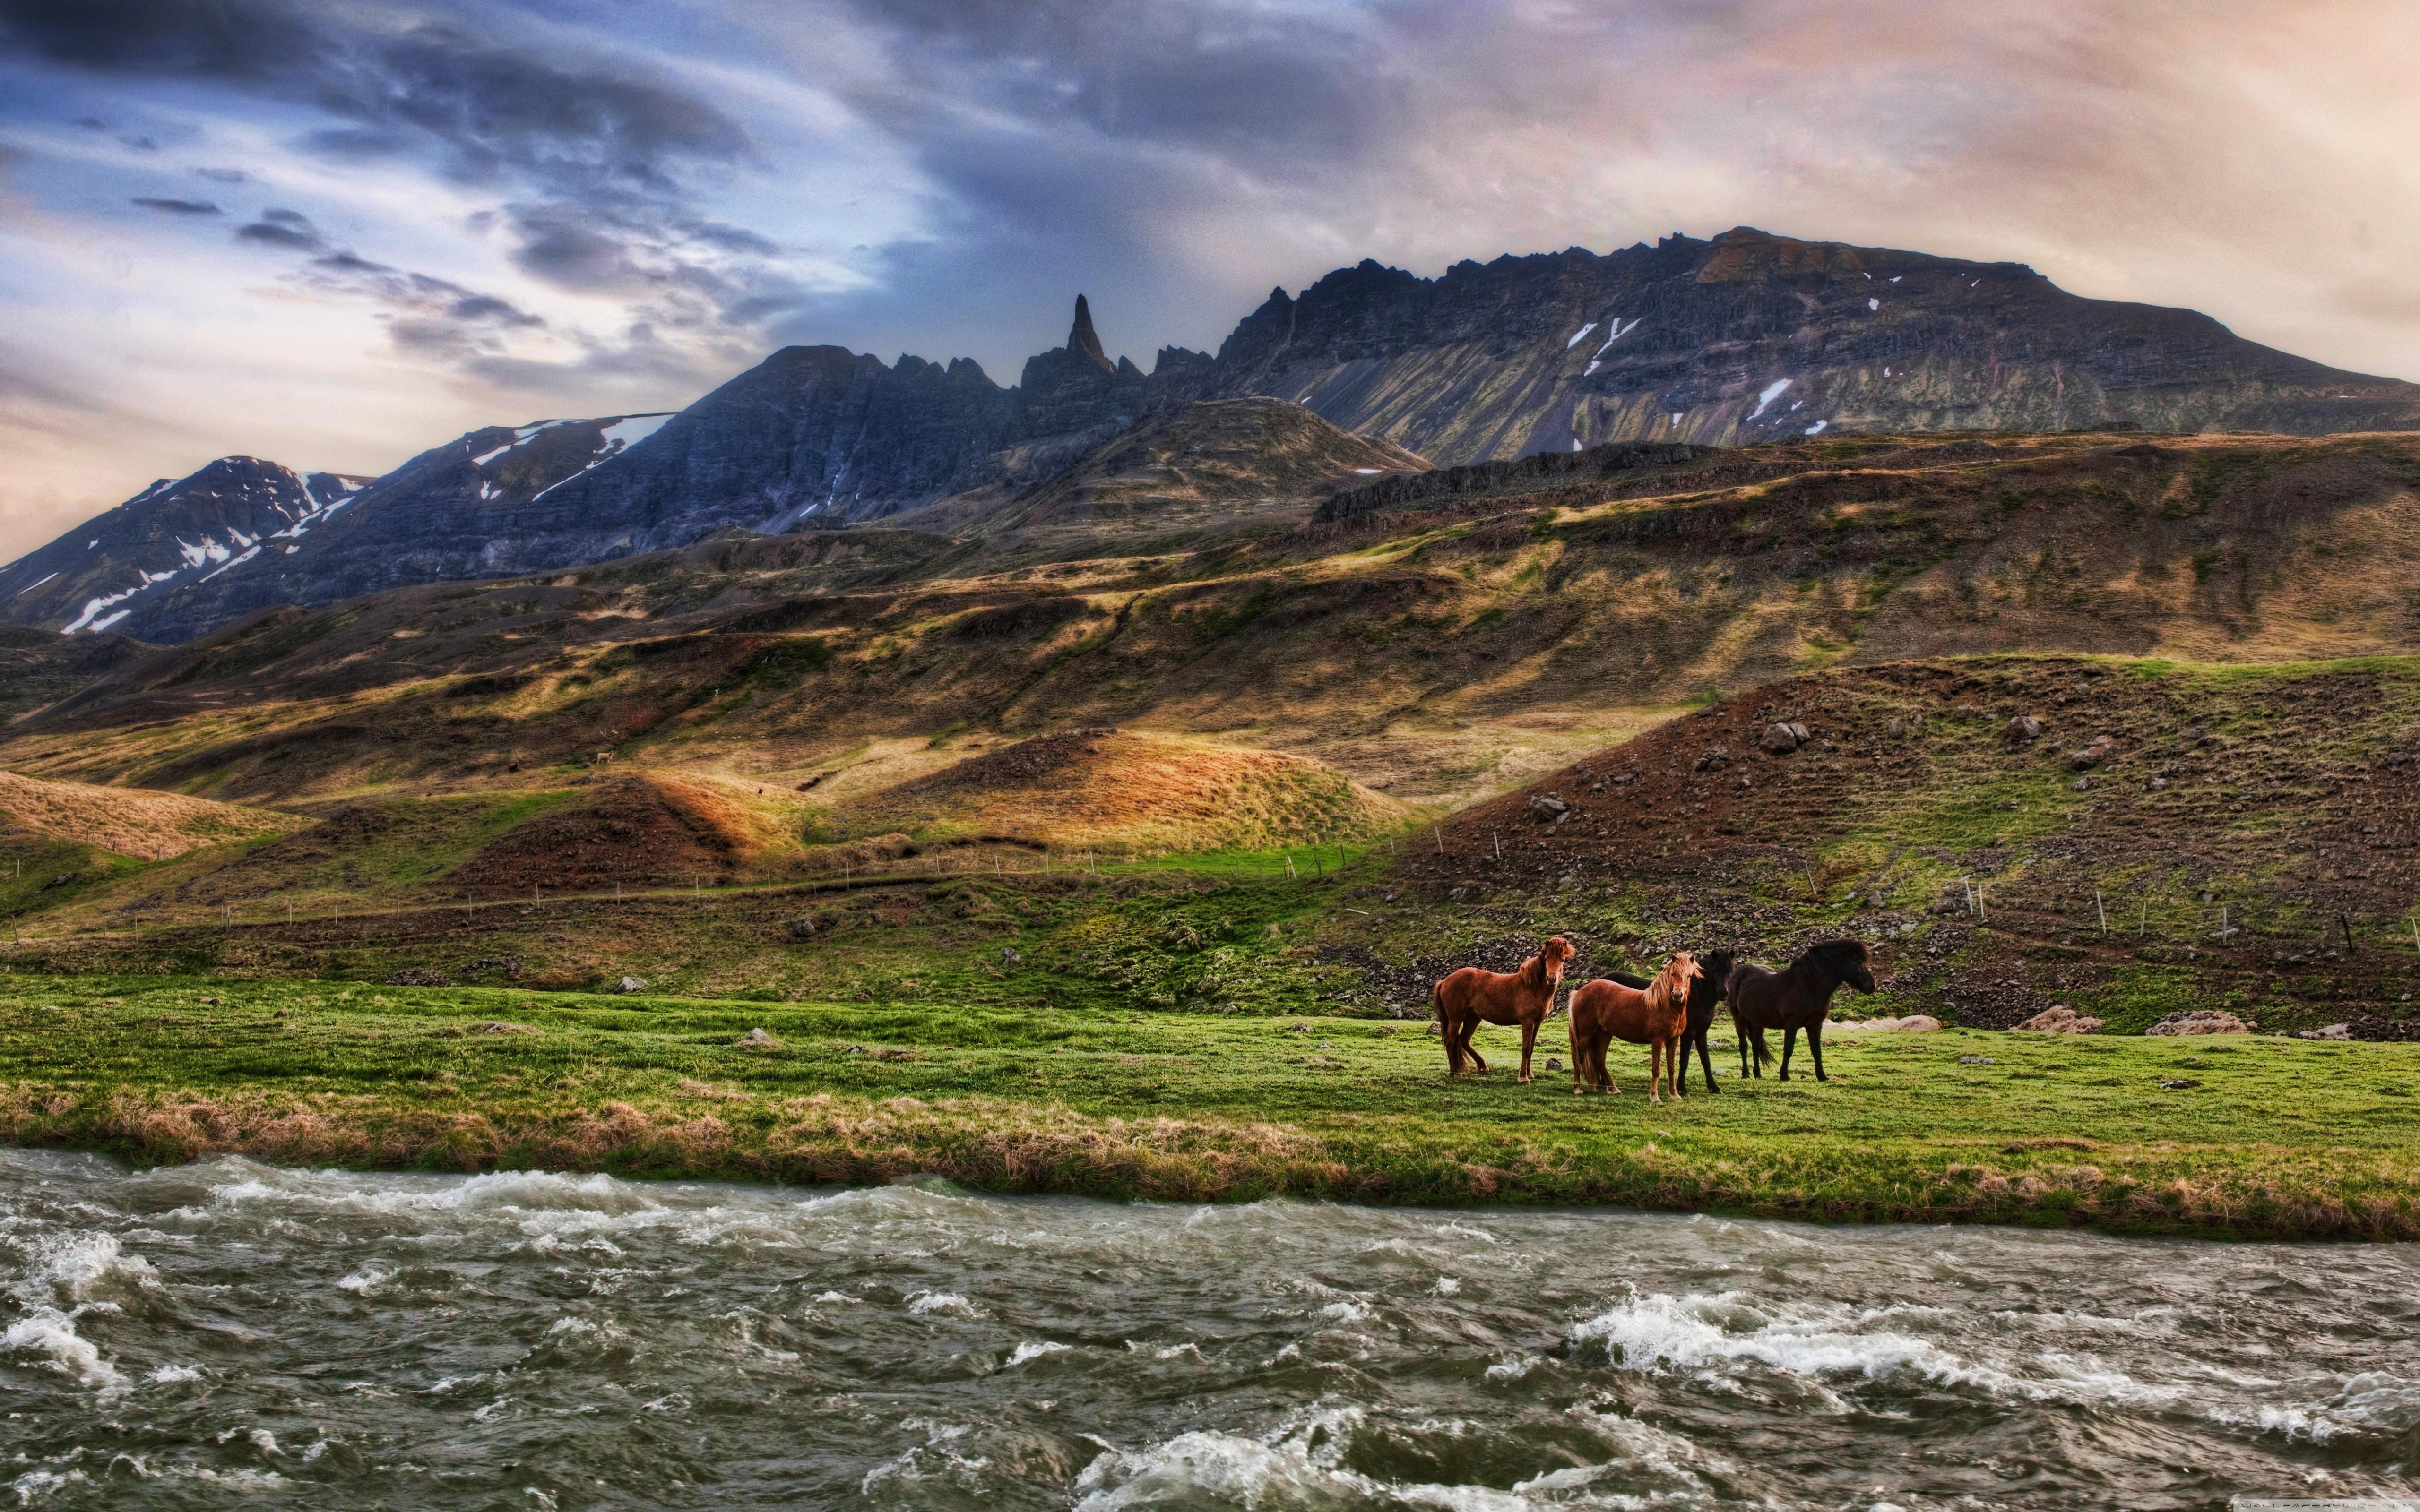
[[1431, 936, 1575, 1082], [1608, 946, 1736, 1094], [1565, 952, 1703, 1101], [1728, 939, 1876, 1082]]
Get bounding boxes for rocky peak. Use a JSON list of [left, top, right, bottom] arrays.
[[1068, 294, 1113, 373]]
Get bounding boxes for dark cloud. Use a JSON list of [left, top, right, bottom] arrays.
[[0, 0, 321, 77], [507, 206, 631, 291], [191, 165, 245, 182], [130, 195, 219, 213], [234, 220, 320, 249], [234, 206, 323, 249], [3, 0, 749, 199]]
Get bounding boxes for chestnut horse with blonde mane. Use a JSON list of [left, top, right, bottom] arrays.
[[1431, 936, 1575, 1082], [1565, 952, 1703, 1101]]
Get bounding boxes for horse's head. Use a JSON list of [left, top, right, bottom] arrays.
[[1815, 939, 1876, 993], [1652, 950, 1699, 1007], [1695, 948, 1737, 1003], [1539, 935, 1576, 981]]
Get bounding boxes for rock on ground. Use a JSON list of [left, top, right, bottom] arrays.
[[1851, 1014, 1942, 1031], [2015, 1005, 2106, 1033], [2146, 1010, 2255, 1036]]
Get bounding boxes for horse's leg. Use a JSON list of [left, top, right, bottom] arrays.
[[1676, 1031, 1692, 1096], [1519, 1017, 1537, 1084], [1809, 1021, 1827, 1083], [1696, 1026, 1720, 1093], [1462, 1017, 1487, 1074], [1780, 1026, 1798, 1081]]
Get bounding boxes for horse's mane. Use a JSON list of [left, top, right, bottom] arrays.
[[1810, 939, 1870, 976]]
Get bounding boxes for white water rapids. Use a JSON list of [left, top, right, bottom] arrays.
[[1, 1148, 2415, 1507]]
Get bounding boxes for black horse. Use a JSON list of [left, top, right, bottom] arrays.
[[1607, 947, 1737, 1094], [1727, 940, 1876, 1082]]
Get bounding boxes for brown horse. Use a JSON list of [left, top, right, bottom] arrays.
[[1431, 936, 1575, 1082], [1565, 952, 1702, 1101], [1608, 947, 1737, 1095], [1728, 939, 1876, 1082]]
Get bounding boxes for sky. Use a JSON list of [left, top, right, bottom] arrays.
[[3, 0, 2417, 562]]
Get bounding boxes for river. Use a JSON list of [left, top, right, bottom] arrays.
[[0, 1148, 2414, 1508]]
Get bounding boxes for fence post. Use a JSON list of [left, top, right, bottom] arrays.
[[2096, 889, 2107, 935]]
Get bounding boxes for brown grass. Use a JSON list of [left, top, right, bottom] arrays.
[[856, 729, 1410, 850], [0, 768, 299, 860]]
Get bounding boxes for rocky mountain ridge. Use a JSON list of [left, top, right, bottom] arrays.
[[9, 225, 2419, 646]]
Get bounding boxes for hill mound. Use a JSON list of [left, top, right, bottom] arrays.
[[848, 730, 1410, 852], [1369, 655, 2420, 1036], [457, 774, 773, 897], [0, 770, 297, 860]]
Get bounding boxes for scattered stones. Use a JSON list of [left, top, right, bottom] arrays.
[[2297, 1022, 2352, 1040], [1958, 1054, 1993, 1065], [786, 917, 817, 940], [2003, 715, 2044, 746], [1693, 748, 1730, 772], [736, 1027, 781, 1050], [2159, 1078, 2203, 1090], [383, 969, 452, 987], [1886, 718, 1907, 739], [2146, 1010, 2255, 1036], [1527, 792, 1570, 819], [1000, 946, 1022, 967], [2068, 734, 2117, 770], [1544, 1057, 1563, 1072], [615, 975, 648, 994], [1857, 1014, 1943, 1032], [1758, 722, 1807, 754], [2147, 776, 2169, 791], [474, 1021, 539, 1035], [2014, 1005, 2105, 1033], [1954, 703, 1983, 719]]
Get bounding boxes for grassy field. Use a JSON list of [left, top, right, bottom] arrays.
[[2, 971, 2414, 1240]]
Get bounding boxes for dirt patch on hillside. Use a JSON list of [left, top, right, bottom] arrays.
[[852, 729, 1408, 850], [0, 769, 297, 860], [1381, 655, 2420, 1033], [458, 775, 765, 896]]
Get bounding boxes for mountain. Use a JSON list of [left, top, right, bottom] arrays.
[[883, 396, 1428, 558], [1202, 227, 2420, 458], [10, 226, 2419, 648], [0, 416, 672, 644], [0, 456, 372, 638], [519, 299, 1201, 541]]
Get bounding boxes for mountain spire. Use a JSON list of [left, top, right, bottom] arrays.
[[1068, 294, 1112, 372]]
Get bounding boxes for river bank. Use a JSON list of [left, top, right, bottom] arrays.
[[2, 974, 2416, 1238]]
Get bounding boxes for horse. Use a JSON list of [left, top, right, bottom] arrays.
[[1607, 947, 1737, 1095], [1727, 939, 1876, 1082], [1431, 936, 1575, 1083], [1564, 952, 1703, 1101]]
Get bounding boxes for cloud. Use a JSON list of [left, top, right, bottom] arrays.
[[130, 195, 218, 213], [234, 205, 323, 249]]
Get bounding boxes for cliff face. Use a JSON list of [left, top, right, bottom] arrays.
[[1203, 228, 2420, 460]]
